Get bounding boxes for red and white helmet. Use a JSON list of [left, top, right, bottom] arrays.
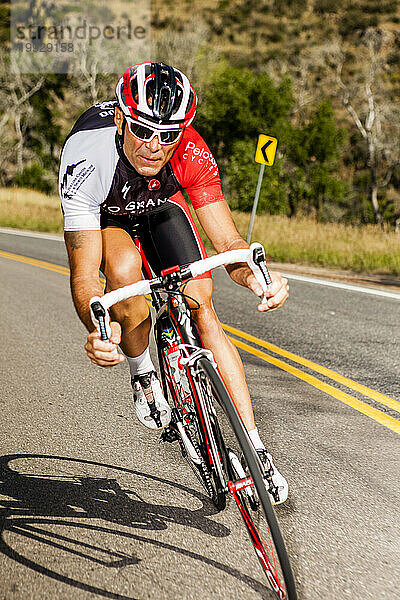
[[115, 62, 197, 130]]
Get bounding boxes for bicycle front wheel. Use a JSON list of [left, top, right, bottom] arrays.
[[197, 358, 297, 600]]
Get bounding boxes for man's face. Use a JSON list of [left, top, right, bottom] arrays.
[[114, 107, 180, 176]]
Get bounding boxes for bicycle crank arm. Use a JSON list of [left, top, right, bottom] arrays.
[[228, 450, 258, 502], [228, 477, 254, 494]]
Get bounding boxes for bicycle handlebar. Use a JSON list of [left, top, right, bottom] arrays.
[[90, 242, 272, 339]]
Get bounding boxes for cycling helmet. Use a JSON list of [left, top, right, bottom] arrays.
[[115, 62, 197, 130]]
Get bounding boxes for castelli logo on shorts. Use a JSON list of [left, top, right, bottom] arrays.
[[148, 179, 161, 190]]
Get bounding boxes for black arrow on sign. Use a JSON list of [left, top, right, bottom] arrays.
[[261, 140, 273, 163]]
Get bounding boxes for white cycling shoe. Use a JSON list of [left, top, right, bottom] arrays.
[[257, 449, 289, 506], [131, 371, 171, 430]]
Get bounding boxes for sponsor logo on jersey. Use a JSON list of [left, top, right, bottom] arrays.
[[60, 159, 95, 199], [121, 182, 131, 200], [95, 100, 117, 110], [148, 179, 161, 190], [95, 100, 117, 118], [182, 140, 218, 175], [125, 197, 169, 213]]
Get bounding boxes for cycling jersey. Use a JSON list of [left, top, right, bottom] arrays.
[[59, 100, 225, 231]]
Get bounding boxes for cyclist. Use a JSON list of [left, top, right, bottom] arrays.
[[59, 62, 289, 504]]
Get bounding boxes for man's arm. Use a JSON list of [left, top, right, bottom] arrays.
[[195, 201, 289, 312], [64, 230, 124, 367], [64, 230, 104, 331]]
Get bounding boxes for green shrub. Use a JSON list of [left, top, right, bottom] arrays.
[[225, 139, 288, 215], [313, 0, 345, 14], [339, 11, 379, 36], [13, 164, 54, 195]]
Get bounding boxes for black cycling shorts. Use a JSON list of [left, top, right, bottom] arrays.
[[100, 198, 210, 279]]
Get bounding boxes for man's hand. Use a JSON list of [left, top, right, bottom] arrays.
[[84, 321, 125, 367], [247, 270, 289, 313]]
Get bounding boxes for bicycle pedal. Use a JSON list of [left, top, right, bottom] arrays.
[[160, 425, 179, 443]]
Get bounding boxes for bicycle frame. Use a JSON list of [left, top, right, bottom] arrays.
[[152, 287, 227, 498], [89, 243, 272, 503], [89, 243, 297, 599]]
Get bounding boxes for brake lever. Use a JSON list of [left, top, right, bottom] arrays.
[[89, 296, 111, 342], [248, 243, 273, 303]]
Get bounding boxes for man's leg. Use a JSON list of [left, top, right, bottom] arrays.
[[101, 226, 170, 429], [184, 276, 288, 504], [101, 226, 150, 356]]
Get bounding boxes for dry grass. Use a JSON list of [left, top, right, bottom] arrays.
[[0, 187, 63, 233], [231, 212, 400, 275], [1, 187, 399, 275], [193, 210, 400, 276]]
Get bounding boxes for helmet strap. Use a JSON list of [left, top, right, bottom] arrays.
[[116, 117, 127, 156]]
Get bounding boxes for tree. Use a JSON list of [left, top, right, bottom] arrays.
[[285, 101, 348, 219], [195, 62, 294, 165], [331, 29, 400, 225], [0, 49, 45, 181]]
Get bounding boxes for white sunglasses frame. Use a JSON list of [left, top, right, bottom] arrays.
[[124, 116, 183, 145]]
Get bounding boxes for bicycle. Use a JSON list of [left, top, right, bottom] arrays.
[[90, 242, 297, 600]]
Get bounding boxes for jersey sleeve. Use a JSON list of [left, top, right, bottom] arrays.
[[59, 128, 117, 231], [171, 127, 225, 209]]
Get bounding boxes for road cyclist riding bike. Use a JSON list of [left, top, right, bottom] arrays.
[[59, 61, 290, 506], [89, 243, 297, 599]]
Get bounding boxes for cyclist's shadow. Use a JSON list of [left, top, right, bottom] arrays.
[[0, 453, 272, 599]]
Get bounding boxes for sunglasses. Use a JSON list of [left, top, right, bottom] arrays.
[[125, 117, 182, 145]]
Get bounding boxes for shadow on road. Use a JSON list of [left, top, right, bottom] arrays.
[[0, 453, 272, 599]]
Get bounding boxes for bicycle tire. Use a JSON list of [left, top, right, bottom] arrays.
[[198, 357, 297, 600]]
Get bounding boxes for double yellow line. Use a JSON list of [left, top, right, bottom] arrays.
[[2, 249, 399, 435], [0, 249, 70, 276], [223, 323, 400, 435]]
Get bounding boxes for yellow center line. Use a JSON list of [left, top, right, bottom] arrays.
[[222, 323, 400, 414], [2, 249, 399, 434], [229, 336, 400, 436], [0, 250, 70, 276]]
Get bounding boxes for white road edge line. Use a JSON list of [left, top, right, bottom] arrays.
[[1, 228, 399, 299], [0, 227, 63, 241], [282, 272, 400, 300]]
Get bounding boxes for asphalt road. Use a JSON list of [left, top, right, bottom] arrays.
[[1, 230, 399, 600]]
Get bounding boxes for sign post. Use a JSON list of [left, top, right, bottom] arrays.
[[246, 134, 278, 244]]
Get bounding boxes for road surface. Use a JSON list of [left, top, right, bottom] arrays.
[[1, 230, 399, 599]]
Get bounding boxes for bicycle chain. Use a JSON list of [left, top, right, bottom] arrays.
[[186, 418, 214, 499]]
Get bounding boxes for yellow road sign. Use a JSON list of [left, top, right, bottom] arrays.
[[255, 134, 278, 166]]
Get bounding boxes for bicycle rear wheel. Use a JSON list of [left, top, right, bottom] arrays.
[[190, 357, 228, 510], [197, 357, 297, 600], [157, 339, 226, 510]]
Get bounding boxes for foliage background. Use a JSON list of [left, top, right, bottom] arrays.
[[0, 0, 400, 227]]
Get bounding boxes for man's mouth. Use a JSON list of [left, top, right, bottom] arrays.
[[139, 155, 160, 163]]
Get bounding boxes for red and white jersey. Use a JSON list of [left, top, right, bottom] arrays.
[[59, 100, 225, 231]]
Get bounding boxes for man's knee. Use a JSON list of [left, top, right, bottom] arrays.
[[184, 279, 221, 331], [104, 248, 142, 289]]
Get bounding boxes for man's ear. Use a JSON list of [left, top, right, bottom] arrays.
[[114, 106, 124, 135]]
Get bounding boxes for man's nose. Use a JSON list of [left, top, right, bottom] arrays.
[[147, 135, 162, 152]]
